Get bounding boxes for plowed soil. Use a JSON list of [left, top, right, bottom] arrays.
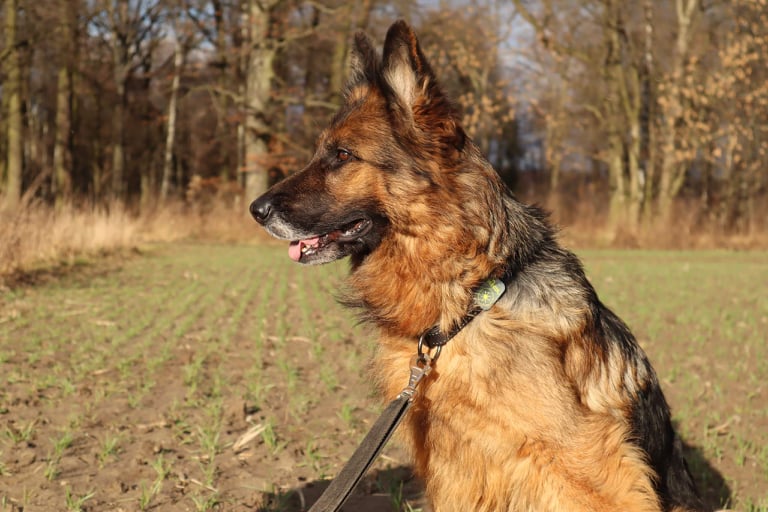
[[0, 243, 766, 511]]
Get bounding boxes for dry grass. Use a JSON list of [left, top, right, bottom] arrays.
[[1, 194, 766, 284], [0, 199, 262, 282], [0, 202, 139, 277], [136, 198, 259, 243], [541, 194, 768, 251]]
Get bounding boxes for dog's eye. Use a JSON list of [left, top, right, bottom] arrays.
[[336, 149, 353, 163]]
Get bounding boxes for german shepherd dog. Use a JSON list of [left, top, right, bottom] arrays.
[[251, 20, 710, 512]]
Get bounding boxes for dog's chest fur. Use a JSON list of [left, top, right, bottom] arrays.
[[368, 270, 664, 512]]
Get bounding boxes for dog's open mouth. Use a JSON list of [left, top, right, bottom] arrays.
[[287, 218, 372, 263]]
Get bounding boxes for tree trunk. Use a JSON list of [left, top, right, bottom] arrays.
[[641, 143, 655, 225], [0, 69, 7, 194], [606, 134, 628, 231], [53, 66, 73, 206], [236, 5, 246, 191], [53, 0, 75, 207], [655, 0, 698, 226], [109, 0, 129, 201], [626, 116, 643, 229], [609, 1, 643, 231], [657, 162, 688, 226], [3, 0, 23, 211], [545, 77, 567, 199], [53, 64, 73, 206], [603, 0, 631, 232], [111, 81, 126, 200], [161, 38, 183, 201], [640, 0, 655, 226], [242, 0, 277, 201], [213, 0, 231, 181]]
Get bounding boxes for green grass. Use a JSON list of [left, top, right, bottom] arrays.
[[581, 250, 768, 507], [0, 243, 765, 510]]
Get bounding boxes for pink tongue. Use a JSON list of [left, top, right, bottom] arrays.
[[288, 237, 320, 262]]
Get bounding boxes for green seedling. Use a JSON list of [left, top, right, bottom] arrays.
[[189, 491, 219, 512], [97, 434, 121, 467], [64, 486, 95, 512], [196, 425, 221, 462], [150, 453, 172, 482], [4, 421, 35, 444], [138, 479, 161, 511], [260, 420, 286, 456], [337, 403, 356, 430]]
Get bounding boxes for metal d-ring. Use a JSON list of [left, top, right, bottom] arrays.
[[417, 333, 442, 364]]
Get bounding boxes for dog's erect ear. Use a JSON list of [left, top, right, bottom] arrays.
[[382, 21, 426, 112], [381, 21, 464, 148], [347, 32, 379, 89]]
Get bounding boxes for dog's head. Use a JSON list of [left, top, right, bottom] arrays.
[[250, 20, 470, 265]]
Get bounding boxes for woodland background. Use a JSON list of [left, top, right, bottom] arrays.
[[1, 0, 767, 271], [1, 3, 767, 509]]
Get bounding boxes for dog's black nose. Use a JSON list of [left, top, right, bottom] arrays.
[[250, 196, 273, 224]]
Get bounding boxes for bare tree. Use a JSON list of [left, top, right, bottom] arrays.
[[160, 1, 192, 201], [510, 0, 761, 232], [655, 0, 700, 225], [90, 0, 164, 200], [52, 0, 78, 207], [185, 0, 241, 181], [240, 0, 281, 201], [2, 0, 23, 210], [513, 0, 648, 229]]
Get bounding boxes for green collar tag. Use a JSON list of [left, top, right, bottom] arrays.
[[474, 278, 506, 311]]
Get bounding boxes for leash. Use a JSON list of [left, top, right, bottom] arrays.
[[307, 348, 438, 512], [307, 277, 506, 512]]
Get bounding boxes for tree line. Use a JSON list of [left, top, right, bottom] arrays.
[[0, 0, 765, 234]]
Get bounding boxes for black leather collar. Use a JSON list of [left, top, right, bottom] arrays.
[[420, 270, 510, 349]]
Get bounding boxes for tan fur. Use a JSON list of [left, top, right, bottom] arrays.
[[330, 84, 668, 512], [368, 281, 662, 511], [252, 21, 707, 512]]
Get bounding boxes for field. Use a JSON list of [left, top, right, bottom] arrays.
[[0, 242, 766, 511]]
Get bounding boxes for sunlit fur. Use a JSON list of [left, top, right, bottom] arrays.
[[251, 20, 709, 512]]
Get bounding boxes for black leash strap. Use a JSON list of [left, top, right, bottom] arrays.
[[308, 354, 435, 512]]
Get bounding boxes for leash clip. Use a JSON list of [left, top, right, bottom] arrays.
[[399, 351, 434, 401]]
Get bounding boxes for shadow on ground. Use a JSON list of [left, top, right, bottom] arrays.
[[682, 438, 732, 510], [259, 439, 730, 512], [257, 465, 425, 512]]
